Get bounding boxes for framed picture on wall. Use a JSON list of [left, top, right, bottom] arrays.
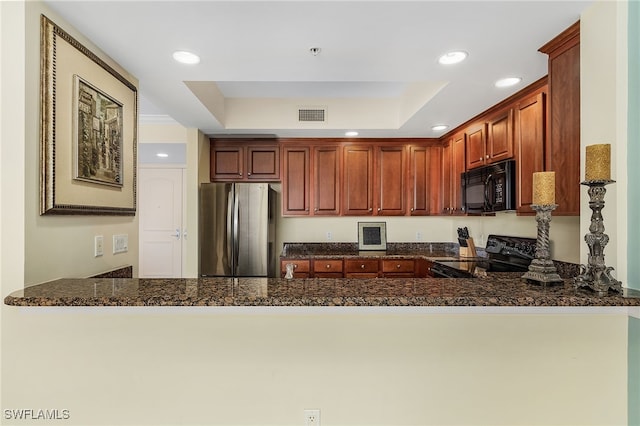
[[40, 15, 137, 215], [358, 222, 387, 251]]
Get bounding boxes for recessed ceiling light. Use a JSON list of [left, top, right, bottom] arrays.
[[495, 77, 522, 88], [156, 152, 169, 158], [431, 125, 448, 132], [309, 47, 321, 56], [172, 50, 200, 65], [345, 131, 359, 137], [438, 51, 468, 65]]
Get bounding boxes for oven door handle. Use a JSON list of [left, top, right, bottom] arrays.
[[484, 173, 494, 211]]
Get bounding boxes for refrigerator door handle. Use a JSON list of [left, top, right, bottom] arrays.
[[226, 190, 234, 273], [233, 190, 240, 273]]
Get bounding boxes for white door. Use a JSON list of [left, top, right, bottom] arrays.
[[139, 168, 184, 278]]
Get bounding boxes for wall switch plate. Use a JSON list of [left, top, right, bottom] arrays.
[[326, 231, 332, 241], [416, 231, 423, 241], [304, 409, 320, 426], [94, 235, 104, 257], [113, 234, 128, 254]]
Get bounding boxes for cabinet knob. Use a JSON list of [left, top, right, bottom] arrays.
[[239, 172, 243, 177], [368, 208, 373, 212], [377, 208, 381, 212], [486, 155, 489, 159], [326, 264, 331, 269], [248, 172, 252, 176], [293, 264, 298, 269], [479, 157, 483, 161], [361, 264, 365, 269], [396, 264, 401, 269], [411, 208, 414, 212], [314, 208, 318, 212]]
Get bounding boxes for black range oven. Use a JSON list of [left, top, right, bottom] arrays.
[[431, 235, 536, 278]]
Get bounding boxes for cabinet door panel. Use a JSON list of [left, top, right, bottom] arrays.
[[441, 141, 452, 214], [516, 92, 546, 214], [428, 146, 443, 215], [211, 146, 243, 180], [466, 124, 486, 169], [343, 146, 373, 215], [488, 109, 514, 162], [313, 146, 341, 215], [409, 146, 428, 215], [452, 134, 466, 214], [377, 146, 406, 215], [247, 146, 279, 180], [282, 146, 310, 215]]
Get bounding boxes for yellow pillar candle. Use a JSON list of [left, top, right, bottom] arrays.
[[585, 143, 611, 181], [532, 171, 555, 205]]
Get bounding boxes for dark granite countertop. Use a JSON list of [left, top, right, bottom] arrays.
[[5, 274, 640, 307], [280, 242, 463, 260]]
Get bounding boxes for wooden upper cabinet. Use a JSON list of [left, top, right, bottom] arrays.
[[211, 145, 244, 180], [376, 145, 406, 216], [210, 139, 279, 181], [451, 133, 466, 214], [313, 145, 342, 215], [409, 145, 428, 216], [343, 145, 374, 215], [466, 123, 486, 170], [440, 133, 465, 215], [281, 146, 310, 215], [487, 108, 514, 163], [441, 140, 452, 214], [466, 110, 513, 170], [246, 145, 280, 180], [409, 145, 442, 216], [539, 21, 580, 216], [515, 90, 546, 215]]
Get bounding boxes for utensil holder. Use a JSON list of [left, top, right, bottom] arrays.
[[459, 238, 477, 258]]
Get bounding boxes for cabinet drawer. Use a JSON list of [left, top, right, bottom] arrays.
[[345, 259, 379, 273], [280, 259, 310, 273], [382, 259, 415, 273], [313, 259, 343, 273]]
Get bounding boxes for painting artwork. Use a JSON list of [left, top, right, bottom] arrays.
[[74, 76, 123, 187], [40, 15, 137, 215]]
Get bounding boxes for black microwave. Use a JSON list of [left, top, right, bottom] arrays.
[[462, 160, 516, 213]]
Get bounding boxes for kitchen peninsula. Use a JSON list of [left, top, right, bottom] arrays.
[[5, 274, 640, 307]]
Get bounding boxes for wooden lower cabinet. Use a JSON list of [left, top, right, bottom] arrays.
[[344, 258, 379, 278], [280, 256, 429, 278], [280, 259, 310, 278], [381, 259, 415, 278], [313, 259, 343, 278]]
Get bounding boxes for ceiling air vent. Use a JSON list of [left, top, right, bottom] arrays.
[[298, 108, 326, 122]]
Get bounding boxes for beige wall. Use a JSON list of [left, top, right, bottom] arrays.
[[275, 187, 580, 263], [1, 308, 630, 426], [581, 1, 629, 284], [14, 1, 139, 287]]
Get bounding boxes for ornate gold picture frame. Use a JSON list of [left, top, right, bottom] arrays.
[[40, 15, 137, 215]]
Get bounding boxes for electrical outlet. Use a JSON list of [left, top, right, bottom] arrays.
[[113, 234, 128, 254], [326, 231, 332, 241], [94, 235, 104, 257], [304, 409, 320, 426], [416, 231, 423, 241]]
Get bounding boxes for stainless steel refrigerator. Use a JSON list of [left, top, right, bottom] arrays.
[[199, 183, 277, 277]]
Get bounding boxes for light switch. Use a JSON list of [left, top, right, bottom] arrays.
[[94, 235, 104, 257], [113, 234, 128, 254]]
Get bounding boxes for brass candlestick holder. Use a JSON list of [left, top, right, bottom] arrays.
[[522, 204, 564, 285], [574, 180, 622, 296]]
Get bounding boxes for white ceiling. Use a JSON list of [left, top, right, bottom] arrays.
[[43, 0, 593, 138]]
